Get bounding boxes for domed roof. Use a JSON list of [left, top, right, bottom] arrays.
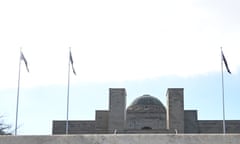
[[130, 94, 163, 106], [127, 94, 166, 113]]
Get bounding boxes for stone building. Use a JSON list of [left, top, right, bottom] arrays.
[[52, 88, 240, 134]]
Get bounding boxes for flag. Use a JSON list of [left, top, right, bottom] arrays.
[[20, 51, 29, 72], [221, 51, 231, 74], [69, 51, 76, 75]]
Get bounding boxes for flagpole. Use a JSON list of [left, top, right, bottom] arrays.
[[66, 47, 71, 134], [221, 47, 226, 134], [15, 49, 22, 135]]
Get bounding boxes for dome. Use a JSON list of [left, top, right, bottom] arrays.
[[127, 94, 166, 113], [131, 94, 162, 106]]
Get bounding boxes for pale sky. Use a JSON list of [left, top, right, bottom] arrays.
[[0, 0, 240, 135]]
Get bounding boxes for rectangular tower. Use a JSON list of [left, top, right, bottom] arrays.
[[166, 88, 184, 133], [108, 88, 126, 132]]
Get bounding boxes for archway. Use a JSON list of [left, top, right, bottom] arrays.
[[141, 126, 152, 130]]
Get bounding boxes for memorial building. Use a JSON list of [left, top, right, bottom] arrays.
[[52, 88, 240, 134]]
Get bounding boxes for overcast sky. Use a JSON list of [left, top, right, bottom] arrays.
[[0, 0, 240, 135]]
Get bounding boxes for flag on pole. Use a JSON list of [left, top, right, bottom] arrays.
[[20, 51, 29, 72], [69, 51, 76, 75], [221, 50, 231, 74]]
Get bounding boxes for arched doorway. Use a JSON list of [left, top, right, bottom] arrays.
[[141, 126, 152, 130]]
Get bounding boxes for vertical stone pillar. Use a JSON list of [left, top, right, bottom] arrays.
[[108, 88, 126, 132], [166, 88, 184, 133]]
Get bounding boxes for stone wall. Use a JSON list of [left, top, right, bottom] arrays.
[[53, 120, 96, 134], [198, 120, 240, 133], [96, 110, 109, 130], [1, 134, 240, 144], [127, 110, 166, 130], [184, 110, 198, 133]]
